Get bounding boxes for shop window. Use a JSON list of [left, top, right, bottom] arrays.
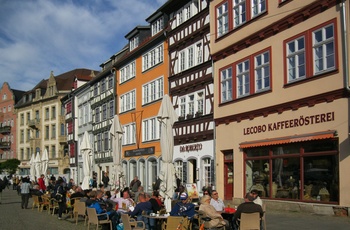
[[244, 139, 338, 203]]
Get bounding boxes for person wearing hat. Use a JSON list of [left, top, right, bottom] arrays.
[[199, 195, 229, 229], [170, 192, 196, 219]]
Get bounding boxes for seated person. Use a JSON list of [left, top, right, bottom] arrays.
[[88, 190, 119, 230], [30, 184, 44, 202], [251, 189, 263, 206], [199, 195, 229, 229], [147, 190, 163, 213], [70, 186, 85, 206], [210, 190, 225, 212], [170, 192, 196, 219], [110, 190, 134, 211], [127, 193, 154, 229], [233, 193, 264, 230]]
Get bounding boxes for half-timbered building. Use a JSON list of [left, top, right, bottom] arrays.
[[159, 0, 214, 194]]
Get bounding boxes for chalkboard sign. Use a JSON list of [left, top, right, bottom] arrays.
[[124, 147, 155, 157]]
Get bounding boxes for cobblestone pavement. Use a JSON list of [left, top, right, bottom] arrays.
[[0, 188, 349, 230]]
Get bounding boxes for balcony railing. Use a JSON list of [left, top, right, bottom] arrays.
[[0, 125, 11, 134], [58, 136, 67, 143], [28, 118, 40, 129], [0, 141, 11, 149]]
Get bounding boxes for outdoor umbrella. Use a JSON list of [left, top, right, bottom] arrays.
[[109, 115, 125, 190], [41, 149, 49, 185], [34, 152, 41, 181], [157, 94, 178, 212], [29, 154, 35, 182], [81, 131, 92, 190]]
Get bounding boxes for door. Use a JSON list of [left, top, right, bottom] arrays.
[[224, 151, 234, 200]]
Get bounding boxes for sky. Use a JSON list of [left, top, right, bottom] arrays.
[[0, 0, 167, 91]]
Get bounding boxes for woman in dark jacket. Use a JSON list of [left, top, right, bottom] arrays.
[[54, 178, 67, 219]]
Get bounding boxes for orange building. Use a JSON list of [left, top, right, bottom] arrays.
[[114, 20, 169, 191], [0, 82, 24, 161]]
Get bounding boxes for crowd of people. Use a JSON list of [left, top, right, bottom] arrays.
[[0, 173, 264, 230]]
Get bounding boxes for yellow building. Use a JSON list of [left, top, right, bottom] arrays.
[[210, 0, 350, 213]]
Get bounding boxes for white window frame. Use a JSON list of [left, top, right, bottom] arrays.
[[287, 36, 306, 82], [142, 77, 164, 105], [233, 0, 247, 27], [120, 90, 136, 113], [220, 67, 233, 103], [236, 60, 250, 97], [217, 2, 229, 37], [130, 36, 139, 51], [313, 24, 335, 74], [120, 61, 136, 83], [255, 51, 270, 92], [152, 17, 164, 36], [123, 123, 136, 145], [142, 44, 164, 71], [142, 117, 161, 142], [251, 0, 266, 18]]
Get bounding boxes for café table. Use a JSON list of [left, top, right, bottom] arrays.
[[219, 209, 236, 230], [142, 214, 169, 230]]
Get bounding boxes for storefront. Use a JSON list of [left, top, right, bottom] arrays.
[[215, 98, 350, 208]]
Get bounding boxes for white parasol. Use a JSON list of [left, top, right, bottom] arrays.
[[109, 115, 125, 190], [41, 149, 49, 185], [29, 154, 35, 182], [34, 152, 41, 181], [157, 94, 178, 212], [81, 131, 92, 190]]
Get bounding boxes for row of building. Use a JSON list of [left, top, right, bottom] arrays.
[[1, 0, 349, 214]]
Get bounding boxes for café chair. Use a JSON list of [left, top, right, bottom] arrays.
[[162, 216, 184, 230], [49, 198, 59, 216], [74, 200, 87, 225], [262, 203, 267, 230], [86, 207, 112, 230], [40, 196, 51, 213], [239, 212, 260, 230], [31, 195, 42, 211], [121, 213, 145, 230]]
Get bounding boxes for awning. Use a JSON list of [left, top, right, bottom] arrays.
[[239, 130, 336, 149]]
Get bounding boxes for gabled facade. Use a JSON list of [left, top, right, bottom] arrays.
[[211, 0, 350, 211], [0, 82, 25, 161], [114, 15, 169, 192], [15, 69, 97, 177], [159, 0, 215, 195]]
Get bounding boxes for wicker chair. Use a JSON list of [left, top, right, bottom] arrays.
[[74, 200, 87, 225], [120, 213, 145, 230], [239, 212, 260, 230], [86, 207, 112, 230]]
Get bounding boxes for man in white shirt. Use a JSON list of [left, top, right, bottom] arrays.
[[251, 189, 263, 206], [110, 190, 134, 211], [210, 190, 225, 211]]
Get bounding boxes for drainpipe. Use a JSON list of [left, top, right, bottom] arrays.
[[340, 0, 349, 91]]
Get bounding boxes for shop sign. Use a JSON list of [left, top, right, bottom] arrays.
[[243, 112, 335, 135], [180, 143, 203, 152], [124, 147, 155, 157]]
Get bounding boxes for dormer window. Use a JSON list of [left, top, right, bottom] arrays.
[[151, 17, 164, 36], [130, 36, 139, 51]]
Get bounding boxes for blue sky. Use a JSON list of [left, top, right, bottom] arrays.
[[0, 0, 167, 91]]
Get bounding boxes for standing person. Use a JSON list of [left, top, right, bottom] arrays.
[[102, 172, 110, 189], [54, 178, 67, 220], [134, 186, 144, 203], [38, 174, 46, 192], [210, 190, 225, 211], [20, 177, 32, 209], [0, 177, 5, 204], [129, 176, 141, 193]]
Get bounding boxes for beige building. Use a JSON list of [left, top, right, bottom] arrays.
[[15, 69, 95, 178], [210, 0, 350, 213]]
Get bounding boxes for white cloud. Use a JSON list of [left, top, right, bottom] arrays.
[[0, 0, 167, 91]]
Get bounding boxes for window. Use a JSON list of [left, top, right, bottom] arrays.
[[36, 130, 40, 138], [102, 104, 107, 120], [233, 0, 247, 27], [26, 113, 30, 124], [142, 117, 161, 142], [95, 107, 100, 123], [152, 17, 164, 36], [84, 104, 89, 124], [123, 123, 136, 145], [109, 101, 114, 118], [203, 158, 212, 188], [287, 36, 306, 82], [120, 90, 136, 113], [45, 126, 49, 139], [60, 123, 65, 135], [142, 44, 163, 71], [108, 75, 113, 89], [217, 2, 228, 37], [178, 91, 205, 119], [252, 0, 266, 17], [2, 93, 7, 100], [20, 130, 24, 143], [285, 21, 336, 84], [51, 124, 56, 138], [52, 145, 56, 158], [101, 79, 106, 93], [220, 67, 233, 103], [94, 84, 98, 96], [175, 161, 183, 183], [177, 41, 204, 73], [8, 105, 11, 111], [20, 114, 24, 125], [130, 36, 139, 51], [120, 61, 136, 83], [255, 51, 270, 92], [26, 129, 30, 141], [188, 95, 194, 115], [45, 108, 49, 120], [142, 77, 163, 105], [104, 131, 109, 151], [97, 133, 102, 152], [51, 106, 56, 119], [313, 24, 335, 74]]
